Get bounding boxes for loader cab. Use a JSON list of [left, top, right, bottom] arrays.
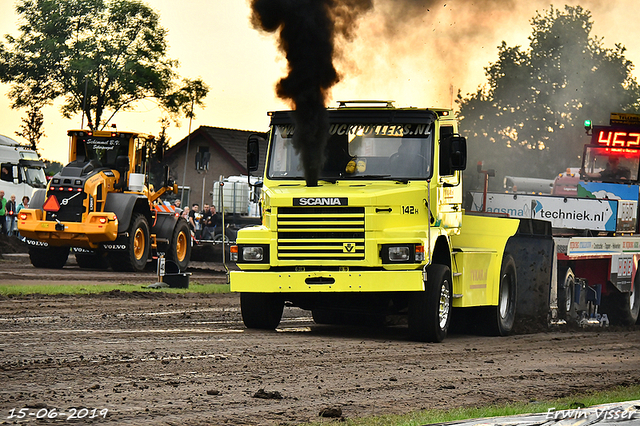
[[65, 130, 152, 178]]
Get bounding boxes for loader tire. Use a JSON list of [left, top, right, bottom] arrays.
[[109, 213, 150, 272], [166, 220, 191, 271], [29, 245, 70, 269], [240, 293, 284, 330], [408, 264, 452, 343], [485, 253, 517, 336]]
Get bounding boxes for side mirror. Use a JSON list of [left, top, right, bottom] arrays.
[[116, 155, 130, 172], [163, 164, 172, 188], [247, 135, 261, 173], [114, 155, 130, 189], [449, 135, 467, 171], [440, 134, 467, 175]]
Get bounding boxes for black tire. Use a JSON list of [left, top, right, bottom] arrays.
[[29, 245, 69, 269], [408, 264, 452, 343], [166, 219, 191, 271], [109, 213, 150, 272], [557, 267, 577, 322], [485, 253, 517, 336], [312, 309, 341, 325], [602, 281, 640, 326], [240, 293, 284, 330], [75, 252, 110, 270]]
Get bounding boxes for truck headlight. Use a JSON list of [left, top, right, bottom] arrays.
[[236, 244, 270, 263], [389, 246, 410, 261], [381, 244, 424, 263], [243, 246, 263, 261]]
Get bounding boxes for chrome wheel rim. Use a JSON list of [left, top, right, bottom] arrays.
[[439, 281, 451, 329], [499, 273, 510, 319]]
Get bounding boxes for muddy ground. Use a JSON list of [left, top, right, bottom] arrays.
[[0, 239, 639, 425]]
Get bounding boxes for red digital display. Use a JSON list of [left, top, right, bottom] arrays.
[[595, 129, 640, 148]]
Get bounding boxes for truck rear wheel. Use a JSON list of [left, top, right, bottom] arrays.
[[29, 246, 69, 269], [408, 264, 452, 343], [166, 220, 191, 271], [602, 281, 640, 326], [485, 254, 517, 336], [240, 293, 284, 330], [110, 213, 150, 272]]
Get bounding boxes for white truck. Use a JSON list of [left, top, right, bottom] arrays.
[[468, 113, 640, 327], [0, 135, 47, 201]]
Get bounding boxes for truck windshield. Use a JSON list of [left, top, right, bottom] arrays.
[[267, 123, 433, 180], [21, 166, 47, 188], [582, 146, 640, 182]]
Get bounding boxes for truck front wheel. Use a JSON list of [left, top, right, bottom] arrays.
[[557, 267, 577, 322], [166, 220, 191, 271], [110, 213, 150, 272], [408, 264, 452, 343], [240, 293, 284, 330], [486, 254, 517, 336], [29, 246, 69, 269]]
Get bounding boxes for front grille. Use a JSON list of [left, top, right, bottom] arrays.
[[45, 190, 87, 222], [277, 207, 365, 260]]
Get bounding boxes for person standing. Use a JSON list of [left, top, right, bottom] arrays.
[[16, 196, 29, 238], [200, 204, 211, 239], [6, 194, 17, 236], [0, 191, 7, 235], [189, 203, 202, 238], [202, 205, 221, 240], [17, 196, 29, 213]]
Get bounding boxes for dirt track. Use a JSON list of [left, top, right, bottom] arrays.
[[1, 252, 640, 425]]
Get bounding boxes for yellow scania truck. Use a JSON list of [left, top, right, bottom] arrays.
[[230, 101, 553, 342]]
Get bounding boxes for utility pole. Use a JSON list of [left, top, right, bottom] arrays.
[[180, 97, 195, 207]]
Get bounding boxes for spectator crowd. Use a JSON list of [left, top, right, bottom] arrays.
[[172, 199, 222, 240], [0, 190, 29, 237]]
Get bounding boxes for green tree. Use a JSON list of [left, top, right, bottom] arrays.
[[43, 159, 63, 176], [15, 106, 45, 155], [457, 5, 640, 189], [0, 0, 205, 130]]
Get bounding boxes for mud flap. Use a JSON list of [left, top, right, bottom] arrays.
[[505, 219, 554, 332]]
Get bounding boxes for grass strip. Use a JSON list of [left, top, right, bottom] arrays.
[[304, 384, 640, 426], [0, 282, 230, 296]]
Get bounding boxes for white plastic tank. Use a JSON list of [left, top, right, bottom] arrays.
[[129, 173, 145, 192]]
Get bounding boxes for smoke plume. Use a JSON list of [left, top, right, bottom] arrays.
[[250, 0, 616, 185], [250, 0, 372, 186]]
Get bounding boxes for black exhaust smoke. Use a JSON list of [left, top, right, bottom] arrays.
[[250, 0, 372, 187]]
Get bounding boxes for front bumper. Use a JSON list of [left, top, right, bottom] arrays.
[[18, 209, 118, 248], [230, 269, 425, 293]]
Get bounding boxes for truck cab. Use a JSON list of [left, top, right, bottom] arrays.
[[0, 135, 47, 201]]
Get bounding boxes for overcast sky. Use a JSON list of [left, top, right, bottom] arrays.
[[0, 0, 639, 164]]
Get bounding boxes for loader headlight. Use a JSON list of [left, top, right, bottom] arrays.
[[237, 244, 270, 263]]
